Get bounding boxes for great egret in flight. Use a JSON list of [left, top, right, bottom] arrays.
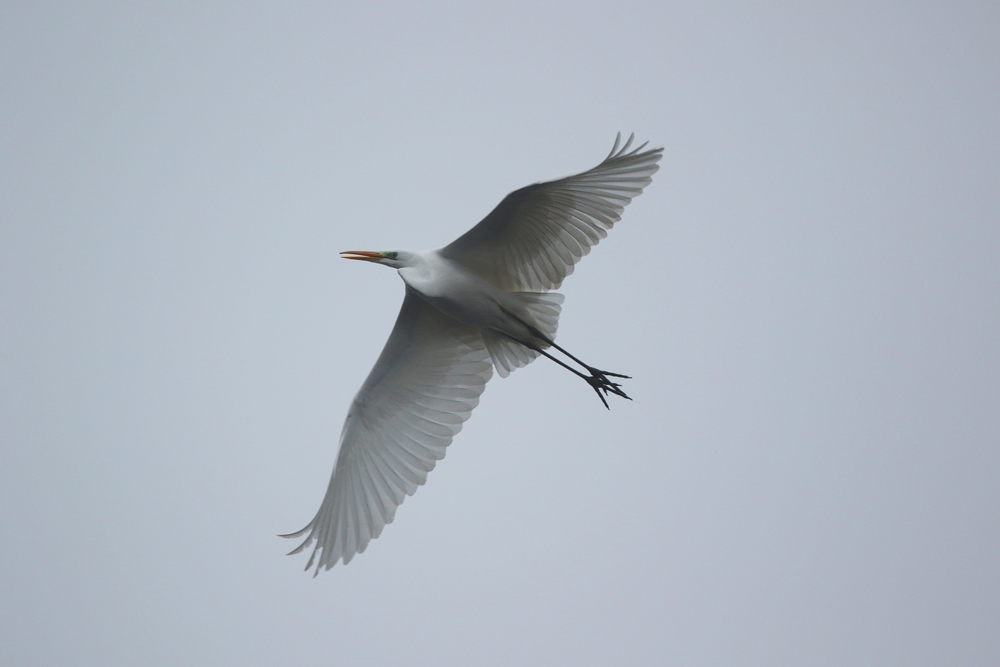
[[283, 134, 662, 573]]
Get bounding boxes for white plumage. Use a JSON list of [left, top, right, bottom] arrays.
[[283, 134, 662, 572]]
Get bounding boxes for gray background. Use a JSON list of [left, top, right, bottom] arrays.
[[2, 2, 998, 665]]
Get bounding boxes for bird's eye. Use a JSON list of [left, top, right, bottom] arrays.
[[388, 252, 398, 259]]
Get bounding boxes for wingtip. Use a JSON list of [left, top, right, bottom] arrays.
[[278, 525, 311, 541], [606, 132, 623, 160], [607, 133, 663, 161], [620, 133, 635, 155]]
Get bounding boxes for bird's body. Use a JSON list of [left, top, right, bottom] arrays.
[[284, 134, 662, 573], [398, 250, 551, 348]]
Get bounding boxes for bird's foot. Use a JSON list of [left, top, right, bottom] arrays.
[[584, 367, 632, 409]]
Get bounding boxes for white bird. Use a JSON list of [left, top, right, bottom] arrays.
[[283, 134, 662, 573]]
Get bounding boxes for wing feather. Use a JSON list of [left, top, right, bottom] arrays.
[[441, 134, 662, 291], [282, 289, 492, 573]]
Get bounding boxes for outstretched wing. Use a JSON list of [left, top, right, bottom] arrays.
[[440, 134, 663, 292], [282, 289, 493, 573]]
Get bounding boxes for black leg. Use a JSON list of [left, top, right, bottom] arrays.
[[496, 308, 633, 404], [494, 330, 630, 409], [543, 339, 632, 401]]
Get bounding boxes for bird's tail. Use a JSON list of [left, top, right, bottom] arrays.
[[482, 292, 564, 377]]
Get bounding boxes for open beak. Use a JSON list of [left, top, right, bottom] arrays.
[[340, 250, 383, 263]]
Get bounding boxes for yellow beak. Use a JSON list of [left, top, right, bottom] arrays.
[[340, 251, 383, 262]]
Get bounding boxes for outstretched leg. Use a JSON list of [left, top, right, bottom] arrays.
[[498, 307, 632, 404], [532, 333, 631, 394], [494, 329, 631, 409]]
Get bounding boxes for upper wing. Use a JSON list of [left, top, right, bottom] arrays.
[[282, 289, 493, 573], [440, 134, 663, 292]]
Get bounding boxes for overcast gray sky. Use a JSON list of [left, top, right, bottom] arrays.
[[2, 2, 998, 665]]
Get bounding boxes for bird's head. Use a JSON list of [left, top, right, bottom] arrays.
[[340, 249, 413, 269]]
